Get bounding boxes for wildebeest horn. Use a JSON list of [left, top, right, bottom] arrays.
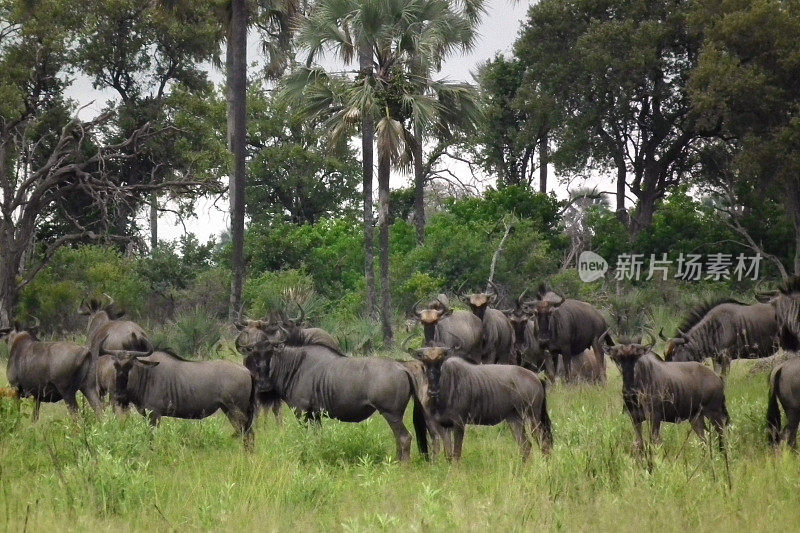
[[516, 288, 529, 307], [487, 280, 499, 294], [29, 316, 40, 330], [411, 298, 425, 318], [102, 293, 114, 307], [291, 302, 305, 324], [102, 347, 154, 358], [656, 327, 667, 341], [436, 294, 450, 310]]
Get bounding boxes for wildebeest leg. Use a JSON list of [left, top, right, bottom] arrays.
[[785, 411, 800, 451], [62, 389, 80, 416], [544, 354, 556, 383], [632, 419, 644, 452], [81, 386, 103, 416], [270, 400, 283, 425], [381, 412, 412, 463], [441, 428, 454, 460], [452, 425, 465, 461], [650, 418, 662, 445], [32, 398, 41, 422], [147, 412, 161, 427], [508, 418, 531, 460], [690, 416, 706, 441], [224, 407, 255, 451]]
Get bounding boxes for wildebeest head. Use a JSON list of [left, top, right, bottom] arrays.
[[606, 334, 654, 366], [0, 317, 40, 345], [234, 319, 289, 356], [102, 348, 157, 407], [410, 344, 455, 400], [412, 295, 453, 327], [79, 294, 125, 336], [502, 289, 531, 339], [522, 284, 564, 348], [465, 282, 500, 319], [664, 334, 694, 362]]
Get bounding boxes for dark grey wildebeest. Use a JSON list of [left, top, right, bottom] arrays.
[[762, 276, 800, 352], [766, 356, 800, 449], [2, 320, 102, 420], [409, 344, 552, 460], [413, 295, 482, 362], [103, 348, 257, 448], [503, 291, 554, 379], [80, 294, 153, 361], [248, 329, 428, 462], [607, 336, 729, 452], [665, 299, 779, 376], [464, 286, 516, 364], [522, 284, 609, 382], [562, 348, 605, 384]]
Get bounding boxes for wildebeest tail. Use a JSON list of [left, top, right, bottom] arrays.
[[245, 371, 258, 434], [539, 377, 553, 450], [766, 365, 783, 445], [403, 366, 429, 459]]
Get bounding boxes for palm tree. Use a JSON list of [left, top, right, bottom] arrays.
[[217, 0, 300, 318], [286, 0, 483, 344]]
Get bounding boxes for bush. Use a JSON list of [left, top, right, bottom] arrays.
[[244, 269, 320, 319], [20, 245, 148, 333], [151, 308, 225, 358]]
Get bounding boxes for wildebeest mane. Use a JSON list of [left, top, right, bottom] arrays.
[[677, 298, 746, 334], [152, 345, 194, 362]]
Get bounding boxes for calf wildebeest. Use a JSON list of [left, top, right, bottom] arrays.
[[413, 295, 482, 362], [665, 299, 779, 375], [464, 286, 516, 364], [2, 319, 102, 420], [504, 292, 555, 379], [766, 356, 800, 449], [102, 347, 257, 447], [409, 344, 552, 460], [607, 336, 729, 452], [522, 284, 609, 382], [80, 294, 153, 360], [248, 327, 428, 462], [562, 348, 605, 384]]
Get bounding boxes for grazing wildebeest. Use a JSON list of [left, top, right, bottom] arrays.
[[413, 295, 482, 362], [607, 336, 729, 452], [504, 291, 555, 379], [522, 284, 609, 382], [766, 356, 800, 449], [2, 319, 102, 420], [665, 299, 779, 376], [464, 285, 516, 364], [562, 348, 605, 384], [79, 295, 153, 360], [248, 328, 428, 462], [409, 344, 552, 460], [103, 347, 257, 447]]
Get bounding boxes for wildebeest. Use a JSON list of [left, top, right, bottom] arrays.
[[464, 286, 516, 364], [562, 348, 605, 384], [409, 344, 552, 460], [504, 292, 555, 379], [2, 319, 102, 420], [764, 276, 800, 351], [80, 295, 153, 360], [766, 356, 800, 449], [102, 347, 257, 447], [665, 299, 779, 375], [248, 327, 428, 462], [413, 295, 482, 362], [607, 336, 728, 452], [522, 284, 609, 382]]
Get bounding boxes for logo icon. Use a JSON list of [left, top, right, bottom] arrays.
[[578, 251, 608, 282]]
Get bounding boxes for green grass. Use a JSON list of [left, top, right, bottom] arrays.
[[1, 357, 800, 532]]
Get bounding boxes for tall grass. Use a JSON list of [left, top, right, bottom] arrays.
[[1, 357, 799, 531]]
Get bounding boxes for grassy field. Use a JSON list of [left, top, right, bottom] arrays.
[[1, 354, 800, 532]]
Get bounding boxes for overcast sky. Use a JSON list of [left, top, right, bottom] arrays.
[[69, 0, 592, 243]]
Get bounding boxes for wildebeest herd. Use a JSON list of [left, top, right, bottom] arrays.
[[5, 279, 800, 460]]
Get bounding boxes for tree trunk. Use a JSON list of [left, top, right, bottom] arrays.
[[793, 210, 800, 276], [0, 251, 20, 328], [631, 191, 657, 238], [228, 0, 247, 319], [412, 134, 426, 244], [377, 150, 393, 346], [615, 164, 628, 224], [538, 132, 548, 194], [149, 191, 158, 253], [359, 42, 378, 321]]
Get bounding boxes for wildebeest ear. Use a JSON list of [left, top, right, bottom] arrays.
[[536, 283, 548, 299], [134, 359, 159, 368], [234, 320, 247, 331], [0, 327, 11, 338], [107, 306, 126, 320]]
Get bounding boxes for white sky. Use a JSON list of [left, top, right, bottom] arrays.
[[66, 0, 610, 244]]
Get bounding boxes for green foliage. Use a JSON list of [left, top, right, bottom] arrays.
[[244, 269, 319, 319], [151, 308, 225, 359], [20, 246, 148, 332]]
